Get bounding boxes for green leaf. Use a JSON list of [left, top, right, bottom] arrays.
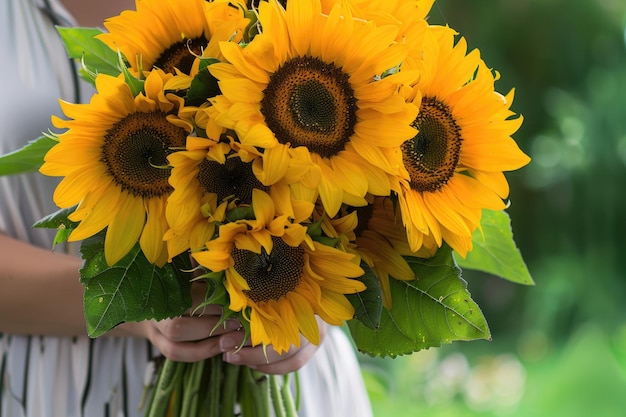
[[310, 236, 339, 247], [56, 27, 121, 78], [0, 135, 55, 176], [80, 235, 193, 337], [455, 209, 534, 285], [345, 261, 383, 330], [33, 206, 78, 249], [119, 52, 145, 97], [226, 206, 255, 222], [51, 226, 72, 249], [348, 246, 491, 357], [241, 8, 260, 43], [194, 271, 228, 314], [33, 206, 77, 229], [185, 58, 221, 107], [305, 217, 324, 238]]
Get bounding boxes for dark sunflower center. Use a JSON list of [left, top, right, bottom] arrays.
[[102, 111, 187, 198], [197, 156, 268, 204], [402, 97, 462, 193], [232, 236, 304, 304], [261, 56, 357, 158], [153, 36, 207, 74]]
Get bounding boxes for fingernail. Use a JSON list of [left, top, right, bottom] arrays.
[[220, 336, 237, 352], [223, 352, 254, 368], [225, 319, 241, 331]]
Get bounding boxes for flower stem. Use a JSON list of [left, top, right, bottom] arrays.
[[269, 375, 286, 417], [145, 359, 184, 417], [280, 374, 298, 417], [208, 356, 223, 417], [239, 367, 270, 417], [197, 360, 213, 415], [293, 372, 300, 411], [220, 363, 240, 417], [181, 360, 206, 417], [170, 364, 186, 416]]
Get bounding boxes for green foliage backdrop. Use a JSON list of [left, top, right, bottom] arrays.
[[429, 0, 626, 342]]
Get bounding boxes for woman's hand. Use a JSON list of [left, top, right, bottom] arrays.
[[117, 282, 238, 361], [141, 314, 326, 374], [219, 316, 327, 375], [117, 282, 325, 374], [141, 306, 242, 362]]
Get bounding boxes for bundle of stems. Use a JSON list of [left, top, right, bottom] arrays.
[[144, 357, 298, 417]]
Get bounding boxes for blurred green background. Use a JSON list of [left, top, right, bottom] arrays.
[[360, 0, 626, 415]]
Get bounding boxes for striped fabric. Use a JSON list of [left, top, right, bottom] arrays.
[[0, 335, 155, 417], [0, 1, 373, 416], [1, 3, 157, 415]]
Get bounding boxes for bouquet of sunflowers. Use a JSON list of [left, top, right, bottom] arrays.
[[0, 0, 532, 415]]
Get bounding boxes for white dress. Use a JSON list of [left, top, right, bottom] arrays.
[[0, 1, 373, 416]]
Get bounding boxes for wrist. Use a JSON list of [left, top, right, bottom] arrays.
[[107, 320, 153, 339]]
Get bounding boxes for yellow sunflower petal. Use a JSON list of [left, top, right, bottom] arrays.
[[252, 144, 290, 186], [250, 189, 275, 228], [68, 188, 121, 241], [290, 293, 320, 345], [218, 78, 264, 103], [193, 248, 233, 272], [105, 194, 146, 265], [286, 0, 321, 57], [317, 291, 355, 325], [51, 165, 108, 208], [140, 197, 169, 266], [317, 161, 344, 217], [330, 154, 369, 198], [220, 42, 271, 84]]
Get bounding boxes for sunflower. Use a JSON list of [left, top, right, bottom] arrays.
[[40, 69, 193, 266], [165, 137, 268, 258], [98, 0, 249, 75], [207, 0, 418, 217], [192, 189, 365, 354], [326, 197, 437, 309], [393, 26, 531, 257], [316, 0, 436, 73]]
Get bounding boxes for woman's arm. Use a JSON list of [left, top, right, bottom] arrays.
[[0, 232, 86, 335], [0, 232, 321, 373], [0, 232, 229, 341]]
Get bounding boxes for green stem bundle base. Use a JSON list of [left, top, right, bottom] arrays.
[[144, 357, 297, 417]]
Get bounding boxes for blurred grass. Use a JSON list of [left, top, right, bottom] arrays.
[[363, 323, 626, 417]]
